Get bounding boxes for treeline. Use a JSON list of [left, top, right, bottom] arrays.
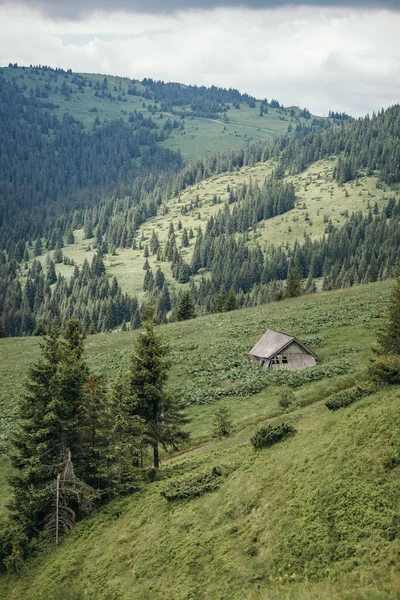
[[0, 252, 140, 337], [279, 104, 400, 185], [185, 199, 400, 312]]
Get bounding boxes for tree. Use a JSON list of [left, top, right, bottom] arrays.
[[47, 260, 57, 285], [224, 288, 238, 312], [377, 276, 400, 355], [286, 263, 303, 298], [177, 291, 196, 321], [45, 450, 92, 545], [108, 374, 144, 490], [10, 321, 88, 538], [129, 315, 187, 468], [212, 404, 232, 439]]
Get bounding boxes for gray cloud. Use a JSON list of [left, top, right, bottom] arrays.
[[3, 0, 400, 19]]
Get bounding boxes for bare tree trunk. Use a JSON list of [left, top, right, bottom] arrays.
[[153, 443, 159, 469], [55, 472, 60, 546]]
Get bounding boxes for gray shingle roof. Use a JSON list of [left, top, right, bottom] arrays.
[[250, 328, 300, 359]]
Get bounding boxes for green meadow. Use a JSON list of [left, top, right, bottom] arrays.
[[0, 280, 399, 599]]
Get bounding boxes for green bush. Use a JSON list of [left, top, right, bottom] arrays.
[[325, 382, 376, 411], [279, 388, 295, 408], [160, 463, 235, 502], [368, 355, 400, 385], [250, 423, 295, 450]]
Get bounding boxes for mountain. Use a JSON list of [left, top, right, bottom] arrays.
[[0, 64, 400, 600], [0, 65, 399, 336]]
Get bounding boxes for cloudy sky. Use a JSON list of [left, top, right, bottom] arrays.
[[0, 0, 399, 116]]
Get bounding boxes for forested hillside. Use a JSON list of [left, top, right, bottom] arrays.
[[0, 67, 399, 336]]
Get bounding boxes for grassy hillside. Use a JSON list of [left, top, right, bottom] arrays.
[[0, 280, 399, 599], [1, 65, 319, 162], [40, 155, 398, 299]]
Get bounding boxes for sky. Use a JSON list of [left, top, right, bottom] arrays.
[[0, 1, 399, 117]]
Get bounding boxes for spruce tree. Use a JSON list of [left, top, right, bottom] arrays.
[[224, 288, 238, 311], [377, 275, 400, 355], [177, 290, 196, 321], [286, 264, 303, 298], [212, 404, 233, 439], [129, 315, 187, 468], [108, 373, 144, 489], [10, 321, 88, 539]]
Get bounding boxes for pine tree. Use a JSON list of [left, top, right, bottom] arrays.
[[10, 321, 88, 538], [224, 288, 238, 311], [181, 228, 189, 248], [286, 264, 303, 298], [177, 291, 196, 321], [47, 260, 57, 285], [377, 276, 400, 355], [108, 373, 144, 488], [212, 404, 232, 439], [129, 315, 187, 468]]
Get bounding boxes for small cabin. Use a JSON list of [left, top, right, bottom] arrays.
[[250, 328, 317, 371]]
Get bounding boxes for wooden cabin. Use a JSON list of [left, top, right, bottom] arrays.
[[250, 328, 317, 371]]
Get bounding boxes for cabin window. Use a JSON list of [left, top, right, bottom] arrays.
[[282, 356, 288, 364]]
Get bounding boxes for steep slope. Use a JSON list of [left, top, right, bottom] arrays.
[[0, 281, 398, 598]]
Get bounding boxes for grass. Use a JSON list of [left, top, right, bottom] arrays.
[[0, 386, 399, 599], [0, 281, 393, 505], [0, 280, 398, 598]]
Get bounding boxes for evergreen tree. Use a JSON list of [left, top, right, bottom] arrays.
[[224, 288, 238, 311], [129, 315, 187, 468], [47, 260, 57, 285], [377, 276, 400, 355], [177, 291, 196, 321], [10, 321, 88, 539], [181, 228, 189, 248], [212, 404, 233, 439], [286, 264, 303, 298], [108, 374, 144, 490]]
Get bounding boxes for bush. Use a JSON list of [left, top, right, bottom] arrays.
[[368, 355, 400, 386], [279, 388, 295, 408], [160, 463, 235, 502], [251, 423, 295, 450], [325, 382, 376, 411]]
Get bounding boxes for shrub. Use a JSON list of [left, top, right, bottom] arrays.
[[160, 464, 235, 502], [325, 382, 376, 411], [251, 423, 295, 450], [279, 388, 295, 408], [368, 355, 400, 386]]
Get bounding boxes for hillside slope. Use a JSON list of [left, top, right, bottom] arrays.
[[0, 281, 399, 599], [49, 157, 397, 299], [1, 65, 323, 162]]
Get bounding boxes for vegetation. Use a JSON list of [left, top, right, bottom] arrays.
[[129, 314, 187, 468], [212, 404, 233, 439], [1, 64, 400, 599], [0, 279, 399, 597], [324, 382, 376, 411], [250, 422, 295, 449]]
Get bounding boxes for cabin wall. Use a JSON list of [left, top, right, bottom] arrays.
[[269, 341, 316, 371]]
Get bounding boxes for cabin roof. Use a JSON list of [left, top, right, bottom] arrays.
[[249, 328, 317, 360]]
